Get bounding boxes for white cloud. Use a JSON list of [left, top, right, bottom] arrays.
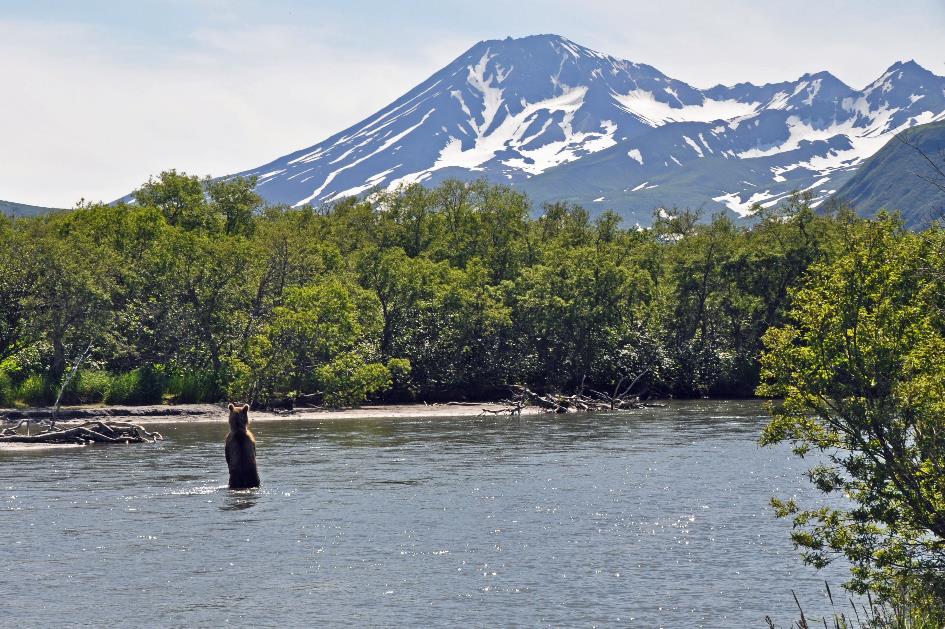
[[545, 0, 945, 90], [2, 1, 943, 206], [0, 19, 447, 206]]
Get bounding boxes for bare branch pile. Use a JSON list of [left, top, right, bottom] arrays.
[[483, 385, 663, 416], [0, 420, 164, 445]]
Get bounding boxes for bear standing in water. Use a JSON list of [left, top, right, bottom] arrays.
[[225, 403, 260, 489]]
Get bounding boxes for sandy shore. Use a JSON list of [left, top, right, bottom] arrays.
[[281, 402, 542, 422], [1, 402, 541, 425]]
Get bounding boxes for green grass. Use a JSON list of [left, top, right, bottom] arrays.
[[766, 582, 945, 629], [103, 367, 164, 405], [0, 370, 13, 407], [3, 367, 216, 408], [16, 374, 55, 406], [73, 370, 112, 404], [166, 369, 219, 403]]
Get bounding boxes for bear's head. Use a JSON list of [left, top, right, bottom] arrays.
[[228, 403, 250, 432]]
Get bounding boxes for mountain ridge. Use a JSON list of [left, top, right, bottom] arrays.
[[0, 199, 63, 218], [220, 34, 945, 223], [832, 120, 945, 227]]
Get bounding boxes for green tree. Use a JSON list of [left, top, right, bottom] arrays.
[[134, 170, 217, 231], [20, 212, 117, 384], [208, 176, 262, 236], [758, 214, 945, 612], [0, 217, 33, 363], [513, 240, 652, 391], [239, 280, 388, 405], [316, 353, 397, 407], [168, 230, 253, 378], [1, 174, 861, 413]]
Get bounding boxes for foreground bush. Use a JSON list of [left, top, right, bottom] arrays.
[[759, 215, 945, 614]]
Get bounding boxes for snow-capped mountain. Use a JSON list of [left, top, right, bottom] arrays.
[[232, 35, 945, 222]]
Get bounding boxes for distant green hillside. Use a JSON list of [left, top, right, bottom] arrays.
[[0, 199, 62, 217], [833, 120, 945, 228]]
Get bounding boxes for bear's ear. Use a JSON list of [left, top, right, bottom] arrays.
[[228, 403, 235, 411]]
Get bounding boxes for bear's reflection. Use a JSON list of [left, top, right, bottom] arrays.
[[220, 489, 259, 511]]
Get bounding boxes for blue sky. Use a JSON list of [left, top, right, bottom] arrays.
[[2, 0, 943, 206]]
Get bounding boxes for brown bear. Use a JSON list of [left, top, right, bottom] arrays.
[[225, 403, 260, 489]]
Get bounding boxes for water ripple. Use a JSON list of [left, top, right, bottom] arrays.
[[0, 401, 848, 627]]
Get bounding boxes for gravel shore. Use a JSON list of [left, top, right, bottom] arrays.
[[1, 401, 540, 425]]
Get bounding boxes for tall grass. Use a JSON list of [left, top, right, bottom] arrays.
[[72, 370, 112, 404], [103, 367, 164, 405], [165, 370, 219, 403], [16, 374, 55, 406], [3, 366, 225, 407], [0, 370, 13, 407], [765, 582, 945, 629]]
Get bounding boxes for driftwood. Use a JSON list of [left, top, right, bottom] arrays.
[[0, 419, 163, 445], [479, 397, 526, 416], [488, 384, 663, 415]]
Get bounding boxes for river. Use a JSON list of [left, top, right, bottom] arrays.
[[1, 401, 852, 627]]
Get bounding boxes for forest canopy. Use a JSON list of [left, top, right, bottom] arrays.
[[0, 171, 853, 408]]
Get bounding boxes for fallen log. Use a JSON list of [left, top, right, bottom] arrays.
[[0, 420, 163, 445], [507, 384, 660, 414], [480, 398, 526, 416]]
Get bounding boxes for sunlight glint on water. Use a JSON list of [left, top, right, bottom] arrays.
[[1, 401, 848, 627]]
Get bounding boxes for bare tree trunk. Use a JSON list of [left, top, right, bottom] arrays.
[[51, 341, 93, 424], [51, 332, 66, 385]]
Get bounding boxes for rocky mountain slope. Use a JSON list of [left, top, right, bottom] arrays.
[[0, 199, 62, 217], [833, 120, 945, 227], [227, 34, 945, 223]]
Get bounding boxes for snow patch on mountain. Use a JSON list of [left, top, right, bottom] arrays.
[[712, 189, 796, 216], [740, 106, 942, 183], [294, 109, 436, 206], [682, 135, 705, 157], [613, 89, 759, 125], [223, 36, 945, 223]]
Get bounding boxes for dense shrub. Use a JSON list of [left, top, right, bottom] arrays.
[[316, 353, 393, 408], [0, 370, 13, 407], [760, 216, 945, 613], [74, 370, 112, 404], [17, 374, 55, 406], [166, 370, 218, 403], [104, 367, 164, 405], [1, 178, 846, 406]]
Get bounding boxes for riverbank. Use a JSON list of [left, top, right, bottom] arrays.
[[0, 401, 545, 425]]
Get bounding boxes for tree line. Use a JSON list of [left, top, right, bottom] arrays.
[[0, 171, 847, 408]]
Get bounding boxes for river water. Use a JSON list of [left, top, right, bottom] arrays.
[[1, 401, 853, 627]]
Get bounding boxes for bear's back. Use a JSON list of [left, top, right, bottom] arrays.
[[225, 403, 260, 489], [225, 431, 260, 489]]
